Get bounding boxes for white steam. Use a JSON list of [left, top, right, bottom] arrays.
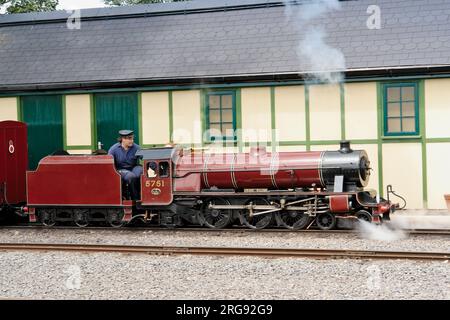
[[284, 0, 346, 84], [357, 212, 450, 242], [357, 221, 407, 242]]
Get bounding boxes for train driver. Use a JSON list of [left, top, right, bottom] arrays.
[[108, 130, 143, 200]]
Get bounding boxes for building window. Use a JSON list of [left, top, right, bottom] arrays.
[[206, 91, 236, 141], [383, 83, 419, 136]]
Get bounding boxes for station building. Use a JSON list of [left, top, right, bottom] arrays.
[[0, 0, 450, 209]]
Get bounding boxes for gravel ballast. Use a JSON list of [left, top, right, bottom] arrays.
[[0, 213, 448, 300], [0, 251, 449, 300]]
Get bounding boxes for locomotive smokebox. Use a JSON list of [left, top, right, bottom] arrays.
[[321, 141, 371, 191]]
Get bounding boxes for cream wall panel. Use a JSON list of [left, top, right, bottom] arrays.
[[425, 79, 450, 138], [382, 143, 423, 209], [141, 92, 170, 145], [275, 86, 306, 141], [65, 95, 91, 146], [241, 87, 272, 143], [0, 97, 18, 121], [344, 82, 378, 140], [309, 84, 341, 141], [426, 143, 450, 209], [68, 150, 92, 155], [351, 144, 379, 192], [172, 90, 201, 144]]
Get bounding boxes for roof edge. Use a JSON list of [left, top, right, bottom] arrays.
[[1, 65, 449, 94], [0, 0, 286, 26]]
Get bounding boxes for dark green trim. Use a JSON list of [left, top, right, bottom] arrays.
[[277, 139, 379, 147], [382, 82, 419, 136], [304, 85, 311, 151], [340, 83, 346, 140], [168, 91, 174, 143], [4, 74, 450, 97], [90, 94, 96, 150], [66, 145, 93, 150], [270, 86, 276, 152], [376, 82, 384, 197], [138, 92, 143, 147], [62, 96, 67, 150], [235, 89, 243, 152], [381, 135, 422, 140], [419, 80, 428, 208], [426, 138, 450, 143], [204, 90, 237, 142]]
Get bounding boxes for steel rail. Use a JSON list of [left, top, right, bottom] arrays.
[[0, 243, 449, 261], [1, 225, 449, 236]]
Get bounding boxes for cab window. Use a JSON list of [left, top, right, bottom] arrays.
[[147, 161, 157, 178], [159, 161, 169, 178]]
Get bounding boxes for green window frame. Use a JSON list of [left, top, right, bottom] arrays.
[[205, 91, 237, 141], [383, 83, 419, 136]]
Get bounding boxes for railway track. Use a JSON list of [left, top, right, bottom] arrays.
[[0, 243, 448, 261], [1, 225, 450, 236]]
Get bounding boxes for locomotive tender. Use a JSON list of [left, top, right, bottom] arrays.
[[0, 120, 395, 230]]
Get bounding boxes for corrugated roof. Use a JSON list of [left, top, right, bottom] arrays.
[[0, 0, 450, 91]]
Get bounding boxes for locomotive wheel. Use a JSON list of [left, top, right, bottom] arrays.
[[200, 198, 233, 229], [239, 198, 273, 230], [40, 209, 56, 227], [73, 209, 89, 228], [276, 210, 311, 230], [316, 212, 336, 230], [108, 209, 125, 228], [356, 210, 372, 223]]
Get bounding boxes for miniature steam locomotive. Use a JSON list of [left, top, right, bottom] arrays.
[[0, 121, 396, 230]]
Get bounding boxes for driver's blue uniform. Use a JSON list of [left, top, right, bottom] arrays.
[[108, 142, 143, 200]]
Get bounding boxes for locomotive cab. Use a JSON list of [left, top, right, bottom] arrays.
[[137, 147, 177, 206]]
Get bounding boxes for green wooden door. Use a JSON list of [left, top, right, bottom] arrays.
[[95, 93, 139, 151], [21, 95, 64, 170]]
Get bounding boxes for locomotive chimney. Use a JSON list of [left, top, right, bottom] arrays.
[[339, 141, 352, 154]]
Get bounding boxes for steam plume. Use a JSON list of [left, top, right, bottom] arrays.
[[284, 0, 346, 83]]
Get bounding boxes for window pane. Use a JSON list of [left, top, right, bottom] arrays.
[[221, 95, 232, 109], [387, 118, 401, 133], [387, 87, 401, 102], [222, 109, 233, 122], [388, 103, 401, 117], [402, 87, 415, 101], [209, 109, 221, 123], [222, 123, 234, 137], [209, 95, 220, 108], [402, 102, 415, 117], [209, 124, 222, 137], [402, 118, 416, 132]]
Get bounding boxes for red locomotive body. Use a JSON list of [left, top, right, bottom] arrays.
[[174, 148, 323, 191], [27, 155, 122, 206], [0, 120, 396, 230], [26, 155, 133, 226], [0, 121, 28, 209]]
